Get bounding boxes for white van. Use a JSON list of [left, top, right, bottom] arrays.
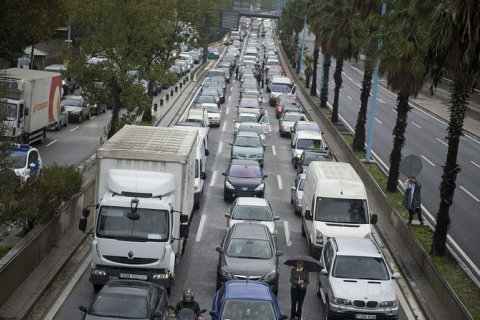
[[291, 131, 325, 165], [301, 162, 378, 258], [269, 76, 296, 106], [173, 126, 209, 209]]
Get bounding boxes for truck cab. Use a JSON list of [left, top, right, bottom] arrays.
[[268, 76, 296, 106]]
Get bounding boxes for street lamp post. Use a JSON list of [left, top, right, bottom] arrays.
[[298, 15, 307, 78]]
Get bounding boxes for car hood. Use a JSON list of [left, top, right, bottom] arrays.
[[223, 255, 276, 277], [280, 121, 296, 128], [227, 177, 263, 190], [232, 146, 263, 156], [331, 277, 396, 302]]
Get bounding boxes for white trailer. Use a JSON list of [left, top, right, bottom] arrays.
[[80, 125, 197, 292], [1, 68, 62, 144]]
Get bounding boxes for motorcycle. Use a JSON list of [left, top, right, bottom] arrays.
[[169, 305, 207, 320]]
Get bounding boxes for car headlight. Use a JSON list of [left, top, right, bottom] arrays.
[[254, 183, 264, 191], [332, 297, 351, 305], [316, 229, 323, 245], [296, 154, 302, 158], [225, 180, 235, 189], [263, 270, 276, 281], [257, 153, 263, 158], [379, 300, 397, 307], [283, 126, 289, 130], [220, 266, 234, 278]]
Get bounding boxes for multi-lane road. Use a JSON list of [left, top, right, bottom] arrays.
[[297, 28, 480, 278]]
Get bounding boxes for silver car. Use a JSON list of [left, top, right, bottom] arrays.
[[279, 112, 306, 137], [225, 197, 279, 238], [290, 173, 305, 215], [317, 237, 400, 320], [47, 104, 68, 131]]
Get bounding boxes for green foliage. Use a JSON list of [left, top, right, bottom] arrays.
[[0, 245, 14, 260]]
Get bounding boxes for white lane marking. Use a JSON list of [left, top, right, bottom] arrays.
[[90, 116, 96, 120], [228, 96, 231, 102], [222, 122, 227, 132], [210, 171, 217, 187], [354, 82, 362, 88], [272, 145, 277, 156], [230, 87, 233, 92], [398, 180, 403, 186], [277, 175, 283, 190], [374, 117, 383, 124], [196, 215, 207, 242], [411, 122, 421, 129], [70, 126, 79, 132], [421, 155, 435, 167], [377, 98, 385, 104], [46, 140, 57, 147], [347, 95, 352, 100], [459, 186, 480, 202], [284, 221, 291, 246], [471, 161, 480, 169], [218, 141, 223, 153], [226, 106, 229, 115], [43, 255, 91, 320], [233, 80, 236, 84], [393, 280, 416, 320], [436, 138, 448, 147], [392, 108, 397, 114]]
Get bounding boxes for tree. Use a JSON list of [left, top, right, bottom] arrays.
[[280, 0, 306, 68], [376, 0, 433, 192], [352, 0, 383, 152], [429, 0, 480, 256], [303, 54, 315, 88]]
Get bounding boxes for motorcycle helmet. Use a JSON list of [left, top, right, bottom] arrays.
[[183, 288, 194, 302]]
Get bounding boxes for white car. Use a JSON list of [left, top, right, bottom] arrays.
[[197, 103, 221, 127], [7, 144, 42, 183], [234, 113, 258, 134]]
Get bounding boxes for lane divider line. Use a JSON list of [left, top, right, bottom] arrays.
[[459, 186, 480, 202], [284, 221, 291, 246], [46, 140, 57, 147], [411, 122, 421, 129], [70, 126, 79, 132], [421, 155, 435, 167], [436, 138, 448, 147], [272, 145, 276, 156], [277, 175, 283, 190], [196, 215, 206, 242], [218, 141, 223, 154], [210, 171, 217, 187]]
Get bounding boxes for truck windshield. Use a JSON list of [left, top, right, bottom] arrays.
[[2, 103, 17, 121], [315, 198, 368, 224], [296, 139, 322, 150], [271, 84, 291, 93], [97, 206, 169, 241]]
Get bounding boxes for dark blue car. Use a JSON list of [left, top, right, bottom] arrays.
[[210, 280, 288, 320]]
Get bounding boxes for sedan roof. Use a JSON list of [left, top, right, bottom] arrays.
[[231, 222, 270, 240], [236, 197, 268, 207], [224, 280, 272, 300]]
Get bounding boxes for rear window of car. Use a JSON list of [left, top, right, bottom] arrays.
[[229, 165, 261, 178], [232, 205, 272, 221]]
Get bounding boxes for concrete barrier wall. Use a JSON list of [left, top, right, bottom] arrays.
[[0, 178, 96, 308], [284, 49, 472, 319]]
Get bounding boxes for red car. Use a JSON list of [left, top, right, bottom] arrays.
[[276, 99, 299, 118]]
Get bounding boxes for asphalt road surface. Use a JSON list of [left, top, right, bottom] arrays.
[[34, 35, 411, 320], [297, 28, 480, 276]]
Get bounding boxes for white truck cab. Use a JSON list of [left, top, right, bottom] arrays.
[[268, 76, 296, 106], [301, 162, 378, 258], [291, 131, 325, 166]]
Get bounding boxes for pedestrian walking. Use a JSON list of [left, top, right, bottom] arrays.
[[402, 176, 424, 225], [290, 260, 309, 320], [235, 66, 239, 80]]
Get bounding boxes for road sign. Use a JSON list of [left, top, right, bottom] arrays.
[[400, 154, 423, 177]]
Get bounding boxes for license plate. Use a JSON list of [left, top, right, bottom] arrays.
[[355, 315, 376, 319], [120, 273, 147, 280]]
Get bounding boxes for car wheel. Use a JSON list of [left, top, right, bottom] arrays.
[[224, 195, 229, 201], [294, 160, 298, 169], [291, 194, 294, 204], [324, 297, 333, 320], [301, 222, 306, 237], [55, 122, 60, 131], [93, 284, 102, 291], [78, 114, 83, 123], [316, 274, 322, 297]]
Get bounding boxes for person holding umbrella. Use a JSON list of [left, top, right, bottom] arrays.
[[289, 260, 309, 320]]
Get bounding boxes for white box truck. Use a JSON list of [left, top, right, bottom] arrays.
[[301, 162, 378, 258], [79, 125, 197, 292], [1, 68, 62, 144]]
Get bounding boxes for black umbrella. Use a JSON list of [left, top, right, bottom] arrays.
[[284, 255, 323, 272]]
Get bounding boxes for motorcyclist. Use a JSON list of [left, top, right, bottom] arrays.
[[172, 288, 203, 320]]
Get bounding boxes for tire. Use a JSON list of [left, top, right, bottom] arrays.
[[93, 284, 102, 291], [324, 297, 333, 320], [65, 118, 69, 127], [166, 287, 171, 294], [291, 195, 294, 204], [55, 122, 60, 131], [294, 160, 298, 169], [301, 222, 306, 237], [78, 114, 83, 123], [316, 274, 322, 297]]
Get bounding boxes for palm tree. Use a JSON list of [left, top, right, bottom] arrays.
[[352, 0, 383, 152], [429, 0, 480, 256], [303, 54, 315, 88], [376, 0, 433, 192], [280, 0, 305, 68]]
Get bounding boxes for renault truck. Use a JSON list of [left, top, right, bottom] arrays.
[[1, 68, 62, 144], [79, 125, 197, 292]]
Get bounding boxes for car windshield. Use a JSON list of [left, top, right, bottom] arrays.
[[280, 101, 298, 107], [185, 118, 205, 127], [304, 153, 330, 165], [298, 179, 305, 191], [221, 300, 274, 320], [232, 205, 272, 221], [198, 96, 215, 104], [229, 165, 261, 178], [315, 198, 368, 224], [6, 151, 26, 169], [235, 136, 262, 147], [203, 91, 218, 97], [268, 69, 281, 75], [271, 85, 291, 93], [296, 139, 322, 150], [2, 103, 17, 120], [240, 100, 259, 108], [237, 115, 257, 123], [89, 294, 148, 319], [97, 206, 169, 241], [298, 123, 320, 132], [332, 256, 389, 280], [283, 114, 304, 122], [199, 105, 219, 113], [226, 239, 272, 259], [239, 125, 263, 134], [61, 98, 81, 108]]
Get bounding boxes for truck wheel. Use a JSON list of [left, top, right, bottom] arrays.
[[194, 199, 200, 210], [316, 274, 322, 297], [93, 284, 102, 291]]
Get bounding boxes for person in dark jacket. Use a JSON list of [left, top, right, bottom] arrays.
[[290, 260, 309, 320], [235, 65, 239, 80], [172, 288, 203, 319], [402, 176, 424, 225]]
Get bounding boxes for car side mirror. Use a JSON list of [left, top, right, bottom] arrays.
[[180, 214, 189, 224], [276, 251, 284, 257], [371, 214, 378, 225], [324, 146, 329, 151], [222, 172, 227, 176], [291, 186, 296, 191], [320, 268, 328, 276], [263, 175, 268, 178], [201, 172, 207, 180], [216, 247, 224, 253], [205, 149, 210, 156], [225, 213, 230, 218], [229, 142, 233, 146], [78, 217, 87, 232], [392, 272, 401, 279], [210, 311, 219, 317], [79, 306, 87, 313], [236, 105, 239, 108], [305, 210, 313, 221]]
